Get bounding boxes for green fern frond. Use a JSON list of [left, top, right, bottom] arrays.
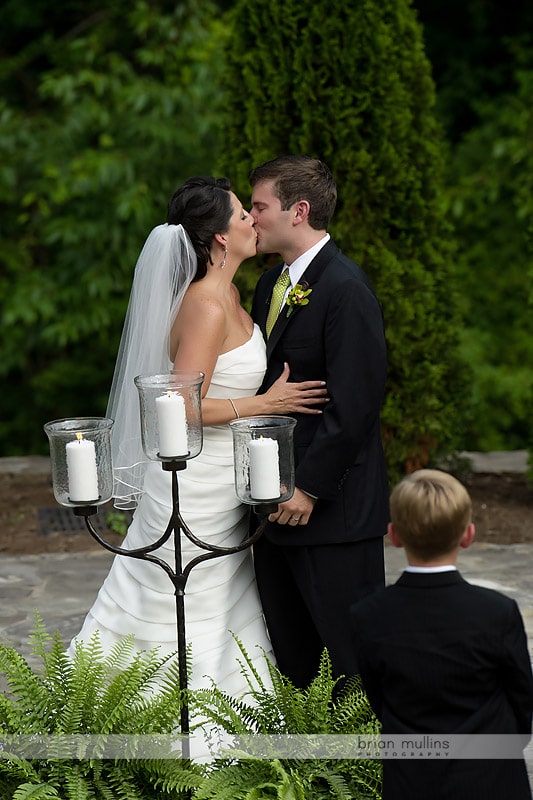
[[189, 639, 382, 800], [129, 758, 204, 793], [103, 761, 149, 799], [300, 653, 335, 732], [63, 765, 93, 800], [12, 784, 60, 800], [94, 633, 136, 676], [105, 663, 185, 737], [196, 757, 311, 800], [150, 651, 182, 694], [309, 768, 351, 800], [91, 763, 118, 800], [195, 644, 345, 737], [192, 687, 260, 736], [269, 758, 307, 799], [55, 633, 108, 734], [0, 688, 21, 732], [0, 622, 203, 798], [0, 645, 54, 732], [230, 635, 272, 696], [100, 659, 185, 737], [0, 621, 381, 799], [96, 645, 178, 733], [304, 758, 381, 800], [193, 758, 292, 800], [0, 758, 42, 786], [27, 614, 55, 662], [330, 676, 380, 734]]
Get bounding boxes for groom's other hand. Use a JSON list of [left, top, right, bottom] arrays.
[[268, 487, 316, 527]]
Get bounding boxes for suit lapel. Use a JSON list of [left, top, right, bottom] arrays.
[[299, 239, 339, 287], [266, 240, 339, 356]]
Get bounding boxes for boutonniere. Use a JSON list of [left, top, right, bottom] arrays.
[[286, 282, 312, 318]]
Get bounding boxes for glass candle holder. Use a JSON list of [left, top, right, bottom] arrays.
[[44, 417, 114, 507], [134, 372, 204, 462], [230, 416, 296, 505]]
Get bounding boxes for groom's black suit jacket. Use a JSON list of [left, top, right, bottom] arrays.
[[251, 239, 389, 546], [351, 570, 533, 800]]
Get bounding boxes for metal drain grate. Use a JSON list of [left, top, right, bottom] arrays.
[[38, 506, 132, 537], [38, 507, 96, 537]]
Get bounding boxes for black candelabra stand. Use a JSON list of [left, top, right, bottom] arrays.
[[72, 460, 275, 761], [45, 391, 296, 766]]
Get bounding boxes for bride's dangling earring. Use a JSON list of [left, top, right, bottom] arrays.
[[220, 244, 227, 269]]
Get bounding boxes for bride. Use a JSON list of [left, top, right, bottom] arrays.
[[69, 176, 327, 695]]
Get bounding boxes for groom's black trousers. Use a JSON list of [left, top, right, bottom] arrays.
[[253, 534, 385, 689]]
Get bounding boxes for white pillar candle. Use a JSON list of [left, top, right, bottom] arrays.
[[156, 390, 188, 457], [249, 436, 280, 499], [66, 433, 99, 502]]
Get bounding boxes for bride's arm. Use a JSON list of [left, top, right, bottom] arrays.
[[218, 363, 328, 423], [172, 297, 327, 426]]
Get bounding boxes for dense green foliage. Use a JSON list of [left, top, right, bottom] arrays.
[[0, 618, 202, 798], [0, 0, 531, 466], [0, 0, 223, 455], [414, 0, 533, 142], [444, 47, 533, 450], [192, 645, 382, 799], [0, 622, 382, 799], [450, 61, 533, 450], [218, 0, 470, 479], [415, 3, 533, 455]]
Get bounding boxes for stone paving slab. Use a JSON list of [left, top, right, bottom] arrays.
[[0, 551, 114, 666], [458, 450, 529, 474], [0, 544, 531, 662]]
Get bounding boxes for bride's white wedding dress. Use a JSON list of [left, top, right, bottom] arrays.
[[69, 325, 274, 695]]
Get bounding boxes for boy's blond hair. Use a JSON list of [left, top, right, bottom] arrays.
[[390, 469, 472, 560]]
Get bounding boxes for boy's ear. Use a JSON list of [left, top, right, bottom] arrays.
[[459, 522, 476, 550], [388, 522, 403, 549]]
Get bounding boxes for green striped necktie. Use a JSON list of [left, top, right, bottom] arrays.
[[266, 269, 291, 338]]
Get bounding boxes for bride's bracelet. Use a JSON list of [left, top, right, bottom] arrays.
[[228, 398, 240, 419]]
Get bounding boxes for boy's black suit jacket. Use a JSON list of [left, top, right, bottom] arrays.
[[351, 570, 533, 799], [251, 239, 389, 546]]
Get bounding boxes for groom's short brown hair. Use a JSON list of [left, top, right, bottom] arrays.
[[249, 155, 337, 231]]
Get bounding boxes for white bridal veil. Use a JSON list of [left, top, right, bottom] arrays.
[[106, 223, 197, 509]]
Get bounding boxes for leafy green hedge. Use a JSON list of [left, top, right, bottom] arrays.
[[0, 0, 223, 456]]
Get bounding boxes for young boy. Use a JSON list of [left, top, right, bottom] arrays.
[[351, 469, 533, 800]]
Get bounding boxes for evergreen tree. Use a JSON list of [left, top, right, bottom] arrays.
[[218, 0, 470, 479]]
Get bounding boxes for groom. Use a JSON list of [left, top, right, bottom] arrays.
[[249, 155, 389, 688]]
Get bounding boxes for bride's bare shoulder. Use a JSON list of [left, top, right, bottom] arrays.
[[176, 284, 225, 331]]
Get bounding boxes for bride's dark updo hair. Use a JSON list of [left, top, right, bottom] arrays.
[[166, 176, 233, 280]]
